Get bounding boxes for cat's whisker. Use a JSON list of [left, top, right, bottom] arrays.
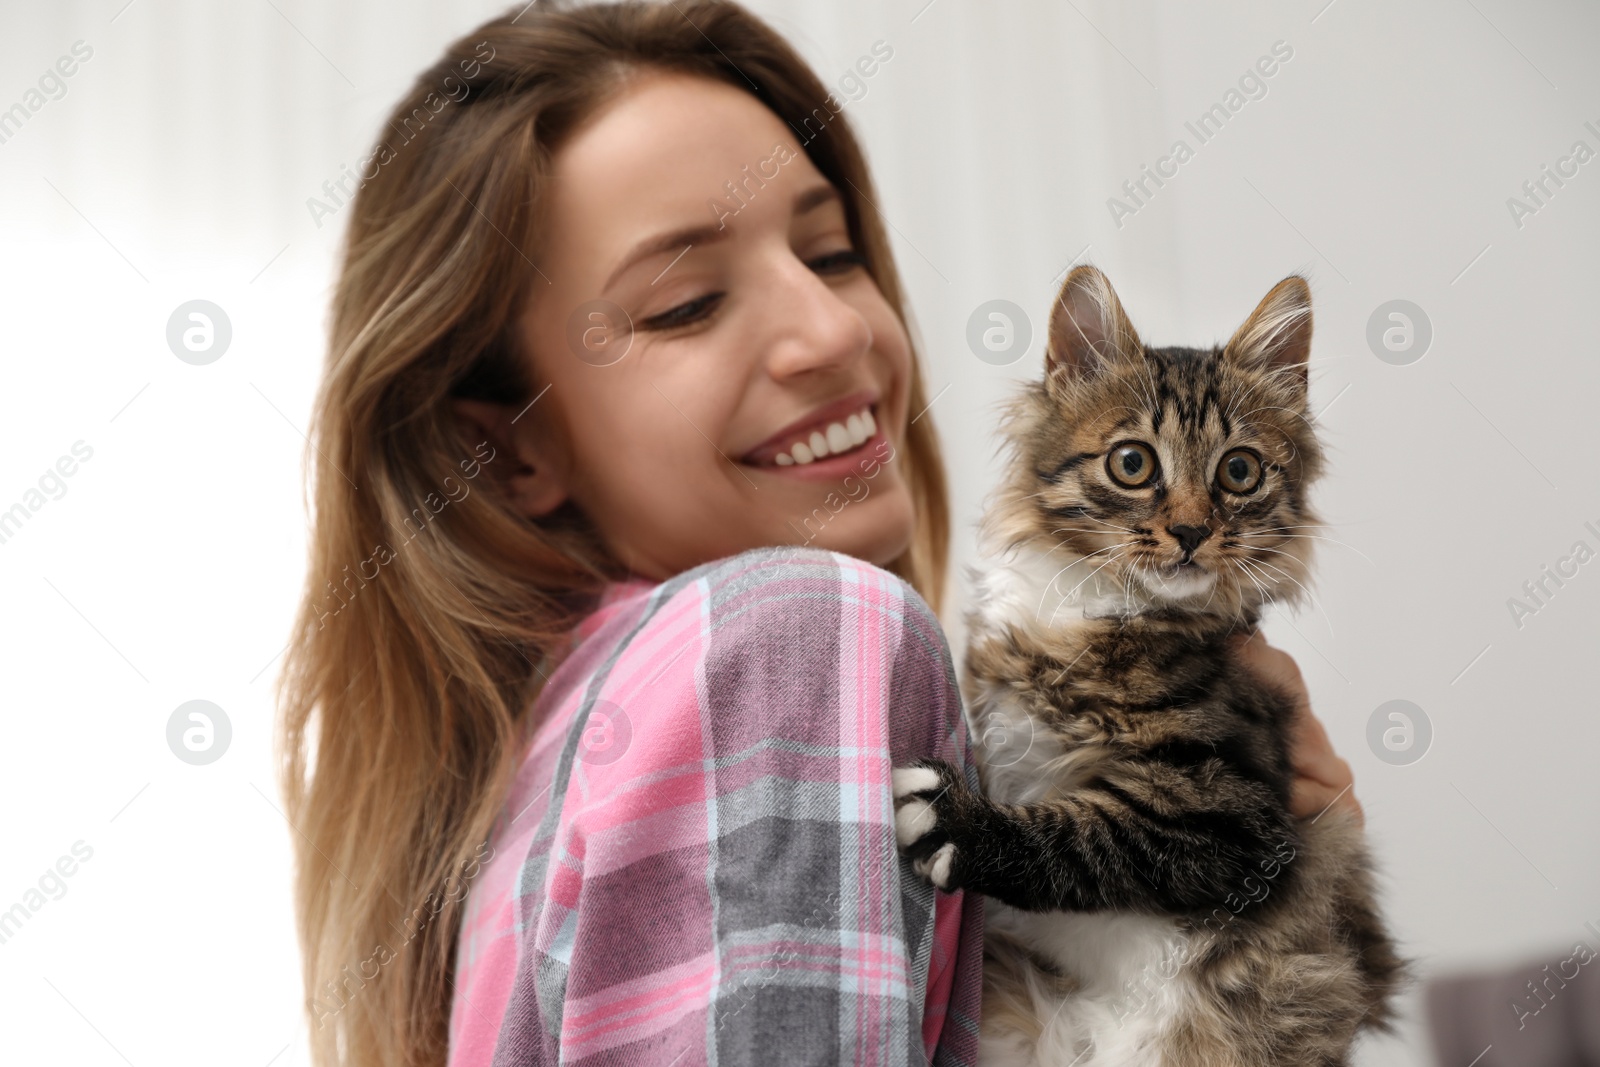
[[1234, 531, 1375, 566], [1245, 521, 1361, 531], [1233, 403, 1315, 434], [1234, 556, 1335, 637], [1049, 522, 1136, 541], [1131, 357, 1163, 419], [1237, 525, 1329, 533], [1231, 558, 1274, 605], [1235, 544, 1318, 574], [1222, 380, 1261, 427], [1043, 546, 1133, 627], [1034, 542, 1130, 622], [1118, 554, 1136, 606], [1247, 555, 1332, 629], [1060, 545, 1132, 601], [1231, 541, 1303, 559], [1046, 539, 1124, 566], [1067, 514, 1139, 535], [1037, 530, 1103, 565]]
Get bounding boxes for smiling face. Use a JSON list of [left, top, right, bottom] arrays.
[[453, 71, 916, 581], [994, 267, 1325, 618]]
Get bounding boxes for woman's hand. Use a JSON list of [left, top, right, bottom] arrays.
[[1231, 629, 1364, 828]]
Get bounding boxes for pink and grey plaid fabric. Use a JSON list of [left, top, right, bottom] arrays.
[[448, 546, 984, 1067]]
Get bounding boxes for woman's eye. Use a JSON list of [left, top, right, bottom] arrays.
[[1216, 448, 1263, 493], [1106, 441, 1158, 488], [808, 249, 867, 275], [639, 292, 723, 331]]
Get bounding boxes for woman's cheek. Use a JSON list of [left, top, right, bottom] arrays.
[[857, 303, 914, 431]]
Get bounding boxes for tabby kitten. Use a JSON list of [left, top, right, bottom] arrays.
[[893, 267, 1405, 1066]]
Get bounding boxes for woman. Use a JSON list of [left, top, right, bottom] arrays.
[[275, 3, 1362, 1064]]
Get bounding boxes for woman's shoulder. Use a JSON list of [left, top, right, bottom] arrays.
[[527, 546, 949, 752], [522, 546, 951, 760], [659, 547, 957, 709], [670, 545, 941, 632], [572, 546, 940, 661]]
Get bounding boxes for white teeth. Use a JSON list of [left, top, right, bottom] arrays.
[[767, 405, 876, 468]]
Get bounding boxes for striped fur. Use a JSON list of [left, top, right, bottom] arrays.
[[894, 268, 1406, 1065]]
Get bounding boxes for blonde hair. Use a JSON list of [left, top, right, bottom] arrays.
[[275, 2, 950, 1064]]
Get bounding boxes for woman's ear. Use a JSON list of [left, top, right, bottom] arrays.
[[450, 396, 570, 519]]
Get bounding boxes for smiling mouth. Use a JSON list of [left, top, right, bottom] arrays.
[[742, 399, 880, 470]]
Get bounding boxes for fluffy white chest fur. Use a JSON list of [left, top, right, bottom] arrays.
[[964, 544, 1204, 1067]]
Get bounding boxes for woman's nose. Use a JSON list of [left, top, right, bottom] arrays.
[[761, 258, 874, 380]]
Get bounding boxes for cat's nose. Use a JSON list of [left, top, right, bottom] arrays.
[[1167, 524, 1211, 554]]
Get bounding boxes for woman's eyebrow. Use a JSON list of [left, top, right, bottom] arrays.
[[606, 224, 729, 290], [793, 183, 839, 216], [603, 183, 843, 291]]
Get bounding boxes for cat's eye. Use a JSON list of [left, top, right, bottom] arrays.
[[1216, 448, 1263, 493], [1106, 441, 1158, 488]]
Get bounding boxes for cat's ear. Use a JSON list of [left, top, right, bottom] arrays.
[[1224, 276, 1312, 386], [1046, 265, 1142, 378]]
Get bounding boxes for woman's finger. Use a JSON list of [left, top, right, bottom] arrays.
[[1290, 774, 1364, 827], [1290, 712, 1349, 790], [1232, 629, 1307, 703], [1233, 631, 1364, 827]]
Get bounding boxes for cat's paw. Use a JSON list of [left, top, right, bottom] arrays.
[[891, 759, 970, 891]]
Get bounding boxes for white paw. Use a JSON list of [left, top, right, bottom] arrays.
[[895, 797, 937, 848], [892, 765, 941, 799], [914, 841, 957, 889]]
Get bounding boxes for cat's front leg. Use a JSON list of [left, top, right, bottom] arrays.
[[895, 756, 1296, 914], [891, 758, 988, 891]]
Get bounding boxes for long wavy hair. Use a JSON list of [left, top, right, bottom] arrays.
[[275, 2, 950, 1064]]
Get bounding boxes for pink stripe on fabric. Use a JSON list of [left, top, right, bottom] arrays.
[[563, 949, 717, 1028], [449, 819, 546, 1063], [574, 793, 711, 877], [449, 897, 522, 1067], [563, 955, 720, 1053], [922, 888, 965, 1056], [563, 937, 912, 1060], [545, 851, 583, 910], [575, 752, 707, 830], [853, 567, 898, 1067], [722, 943, 910, 985], [596, 599, 703, 695]]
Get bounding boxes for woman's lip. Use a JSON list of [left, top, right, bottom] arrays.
[[744, 429, 888, 481], [739, 389, 879, 464]]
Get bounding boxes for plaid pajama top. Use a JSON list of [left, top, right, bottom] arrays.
[[447, 546, 984, 1066]]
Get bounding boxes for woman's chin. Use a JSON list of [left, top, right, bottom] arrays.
[[785, 490, 915, 569]]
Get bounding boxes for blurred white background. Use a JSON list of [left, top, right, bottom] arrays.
[[2, 1, 1596, 1064]]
